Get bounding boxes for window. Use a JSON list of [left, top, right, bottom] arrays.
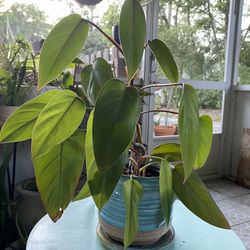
[[238, 0, 250, 84], [157, 0, 229, 82]]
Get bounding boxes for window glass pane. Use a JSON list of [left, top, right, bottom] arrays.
[[238, 0, 250, 85], [153, 87, 223, 137], [157, 0, 229, 81]]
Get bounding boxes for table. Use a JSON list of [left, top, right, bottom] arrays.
[[27, 198, 246, 250]]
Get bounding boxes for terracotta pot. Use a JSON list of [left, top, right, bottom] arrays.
[[99, 174, 175, 247], [0, 106, 18, 128], [154, 125, 177, 136]]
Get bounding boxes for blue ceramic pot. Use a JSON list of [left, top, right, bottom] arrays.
[[99, 174, 174, 246]]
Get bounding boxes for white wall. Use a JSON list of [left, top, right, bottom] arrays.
[[230, 91, 250, 178]]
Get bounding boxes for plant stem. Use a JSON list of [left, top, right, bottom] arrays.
[[139, 83, 183, 92], [141, 109, 178, 116], [136, 124, 143, 144], [83, 19, 124, 55], [139, 161, 158, 175]]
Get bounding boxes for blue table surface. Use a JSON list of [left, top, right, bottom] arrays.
[[27, 198, 246, 250]]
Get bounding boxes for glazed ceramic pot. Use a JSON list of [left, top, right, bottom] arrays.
[[99, 174, 175, 247]]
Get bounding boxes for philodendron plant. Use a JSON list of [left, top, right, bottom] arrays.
[[0, 0, 230, 248]]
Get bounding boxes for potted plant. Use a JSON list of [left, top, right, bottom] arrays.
[[0, 0, 230, 248], [0, 39, 37, 125]]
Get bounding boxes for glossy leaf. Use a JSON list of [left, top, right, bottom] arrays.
[[80, 58, 113, 105], [195, 115, 213, 169], [32, 90, 86, 158], [159, 159, 173, 225], [148, 39, 179, 83], [120, 0, 146, 81], [123, 179, 143, 248], [93, 79, 141, 173], [84, 111, 127, 209], [172, 164, 230, 229], [38, 14, 89, 88], [178, 84, 200, 181], [33, 130, 85, 221], [0, 90, 59, 143], [152, 143, 181, 161]]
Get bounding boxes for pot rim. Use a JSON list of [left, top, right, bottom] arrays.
[[15, 177, 40, 196]]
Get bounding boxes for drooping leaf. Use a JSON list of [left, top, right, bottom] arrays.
[[80, 58, 113, 105], [178, 84, 200, 181], [152, 143, 181, 161], [123, 178, 143, 248], [0, 90, 59, 143], [33, 129, 85, 221], [195, 115, 213, 169], [85, 111, 127, 210], [93, 79, 141, 173], [159, 159, 173, 225], [119, 0, 146, 81], [32, 90, 86, 158], [38, 14, 89, 89], [148, 39, 179, 83], [172, 164, 230, 229]]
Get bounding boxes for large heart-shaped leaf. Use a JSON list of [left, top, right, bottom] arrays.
[[32, 90, 86, 158], [159, 159, 173, 225], [84, 111, 127, 209], [195, 115, 213, 169], [93, 79, 141, 173], [38, 14, 89, 89], [172, 164, 230, 229], [0, 90, 59, 142], [152, 143, 181, 161], [120, 0, 146, 81], [149, 39, 179, 83], [33, 129, 85, 221], [178, 84, 200, 181], [81, 58, 113, 105], [123, 178, 143, 248]]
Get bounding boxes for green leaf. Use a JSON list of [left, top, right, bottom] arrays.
[[73, 182, 91, 201], [123, 179, 143, 248], [148, 39, 179, 83], [85, 111, 127, 210], [159, 159, 173, 225], [0, 90, 60, 143], [38, 14, 89, 89], [120, 0, 146, 81], [195, 115, 213, 169], [178, 84, 200, 181], [81, 58, 113, 105], [152, 143, 181, 161], [172, 164, 230, 229], [93, 79, 141, 173], [33, 129, 85, 221], [32, 90, 86, 158]]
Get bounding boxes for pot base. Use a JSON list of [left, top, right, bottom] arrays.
[[96, 223, 175, 250]]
